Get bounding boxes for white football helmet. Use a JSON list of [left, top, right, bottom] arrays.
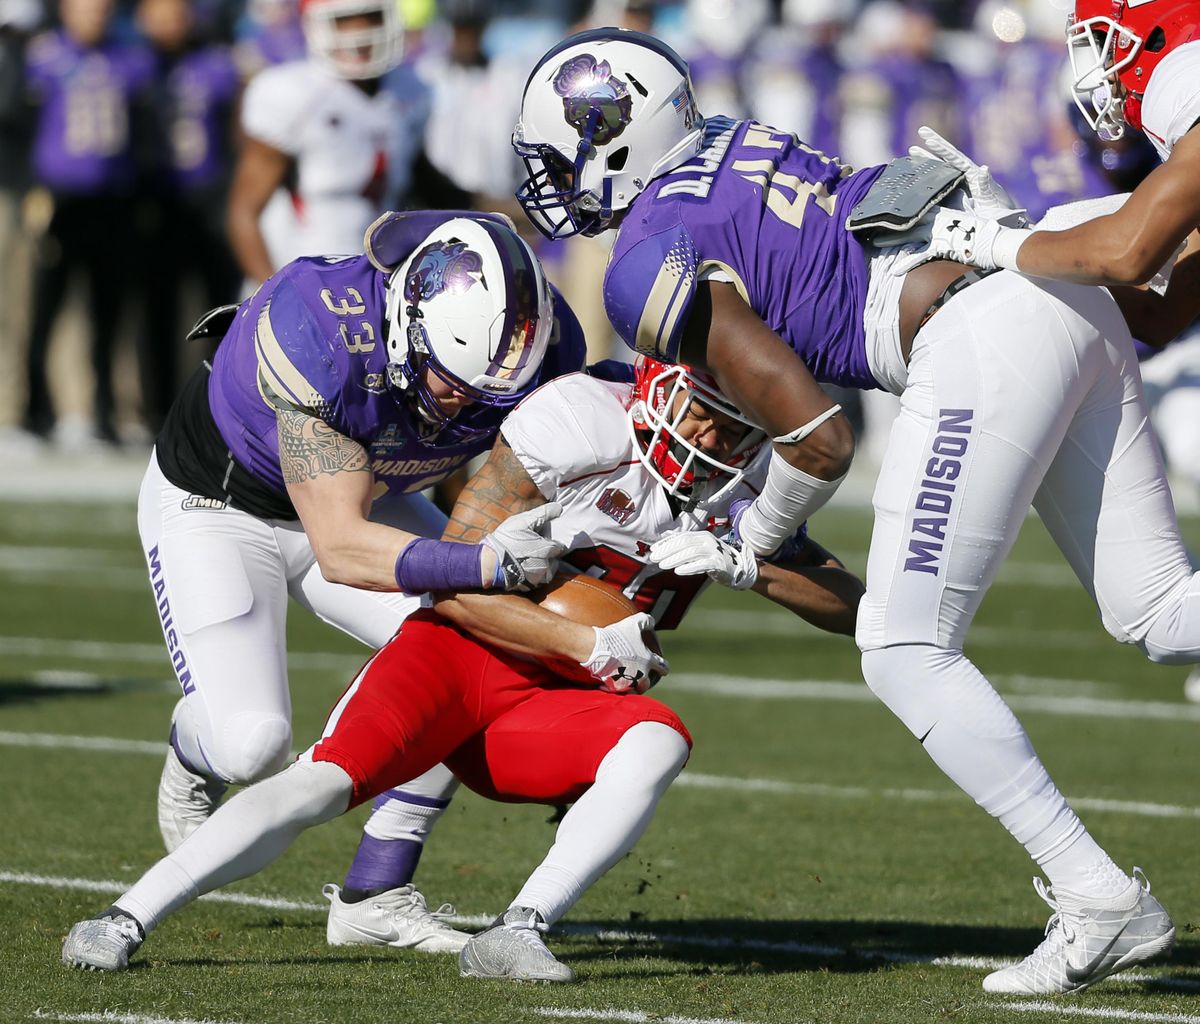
[[300, 0, 403, 80], [513, 28, 705, 240], [384, 217, 554, 444]]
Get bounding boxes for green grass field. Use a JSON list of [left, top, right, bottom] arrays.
[[3, 495, 1198, 1024]]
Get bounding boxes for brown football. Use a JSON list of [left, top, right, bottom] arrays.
[[529, 572, 661, 686]]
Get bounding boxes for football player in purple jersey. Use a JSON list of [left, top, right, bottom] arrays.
[[139, 210, 623, 952], [509, 27, 1200, 993], [21, 0, 155, 443]]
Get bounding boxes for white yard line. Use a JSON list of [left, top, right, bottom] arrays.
[[533, 1009, 755, 1024], [678, 610, 1112, 650], [4, 730, 1200, 822], [1, 872, 324, 913], [32, 1011, 243, 1024], [991, 1001, 1200, 1024], [0, 636, 361, 673], [667, 674, 1200, 724], [4, 634, 1193, 722]]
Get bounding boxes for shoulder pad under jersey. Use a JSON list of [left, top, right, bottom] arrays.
[[604, 215, 701, 362]]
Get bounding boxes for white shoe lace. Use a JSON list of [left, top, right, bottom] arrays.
[[505, 908, 554, 954], [372, 886, 457, 929], [108, 916, 144, 946]]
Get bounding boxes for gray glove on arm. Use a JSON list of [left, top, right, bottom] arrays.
[[581, 612, 670, 693], [481, 502, 566, 591]]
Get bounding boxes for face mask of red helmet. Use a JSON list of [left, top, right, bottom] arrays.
[[627, 357, 766, 507]]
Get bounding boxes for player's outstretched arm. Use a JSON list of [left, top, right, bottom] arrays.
[[1110, 228, 1200, 347], [752, 538, 864, 638], [431, 437, 598, 663], [1016, 132, 1200, 286], [280, 410, 555, 592]]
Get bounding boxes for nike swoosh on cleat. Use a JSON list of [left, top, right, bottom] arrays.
[[1064, 931, 1124, 983], [340, 921, 400, 943]]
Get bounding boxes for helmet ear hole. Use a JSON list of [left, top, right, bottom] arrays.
[[607, 146, 630, 172], [1145, 26, 1167, 51]]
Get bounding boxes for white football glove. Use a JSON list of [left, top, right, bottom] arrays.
[[909, 125, 1027, 224], [890, 207, 1032, 278], [649, 530, 759, 590], [581, 612, 669, 694], [481, 502, 566, 591]]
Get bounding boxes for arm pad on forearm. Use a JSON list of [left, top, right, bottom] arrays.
[[737, 452, 846, 557]]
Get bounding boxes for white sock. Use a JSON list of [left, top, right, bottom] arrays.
[[511, 722, 689, 924], [861, 645, 1130, 900], [117, 760, 352, 931]]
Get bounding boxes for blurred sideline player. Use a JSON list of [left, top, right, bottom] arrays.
[[63, 357, 862, 980], [143, 211, 584, 949], [226, 0, 425, 284], [511, 28, 1197, 993]]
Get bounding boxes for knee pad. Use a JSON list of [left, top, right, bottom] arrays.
[[599, 721, 690, 789], [212, 711, 293, 784], [861, 645, 944, 740], [862, 644, 1027, 743]]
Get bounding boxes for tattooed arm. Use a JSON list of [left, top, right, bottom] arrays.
[[431, 436, 596, 661], [278, 407, 435, 591]]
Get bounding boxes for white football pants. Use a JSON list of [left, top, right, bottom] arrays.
[[136, 454, 454, 788], [858, 270, 1200, 659], [856, 271, 1200, 889]]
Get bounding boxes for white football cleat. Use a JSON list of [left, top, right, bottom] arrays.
[[983, 869, 1175, 994], [459, 906, 576, 983], [157, 745, 228, 853], [62, 911, 144, 971], [323, 883, 471, 953]]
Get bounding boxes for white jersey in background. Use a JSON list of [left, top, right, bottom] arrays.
[[241, 58, 428, 265], [1140, 39, 1200, 161]]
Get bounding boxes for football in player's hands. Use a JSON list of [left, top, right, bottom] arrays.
[[529, 573, 667, 690]]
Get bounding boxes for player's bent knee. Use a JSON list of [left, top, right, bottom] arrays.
[[601, 721, 691, 789], [212, 712, 292, 785], [861, 644, 952, 740]]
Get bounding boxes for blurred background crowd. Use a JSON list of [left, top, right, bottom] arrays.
[[3, 0, 1195, 488]]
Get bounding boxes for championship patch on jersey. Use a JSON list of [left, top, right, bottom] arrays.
[[596, 487, 636, 525]]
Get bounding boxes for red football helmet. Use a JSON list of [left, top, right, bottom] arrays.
[[628, 357, 766, 506], [300, 0, 403, 80], [1068, 0, 1200, 137]]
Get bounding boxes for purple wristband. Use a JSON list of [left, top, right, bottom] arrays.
[[394, 538, 484, 592]]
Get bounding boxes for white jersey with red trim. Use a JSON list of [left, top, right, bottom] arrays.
[[1140, 40, 1200, 161], [241, 58, 424, 267], [500, 372, 766, 630]]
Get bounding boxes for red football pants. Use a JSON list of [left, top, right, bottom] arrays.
[[311, 611, 691, 808]]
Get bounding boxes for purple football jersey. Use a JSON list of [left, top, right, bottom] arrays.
[[25, 30, 155, 192], [155, 46, 240, 192], [208, 214, 586, 502], [604, 117, 883, 389]]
